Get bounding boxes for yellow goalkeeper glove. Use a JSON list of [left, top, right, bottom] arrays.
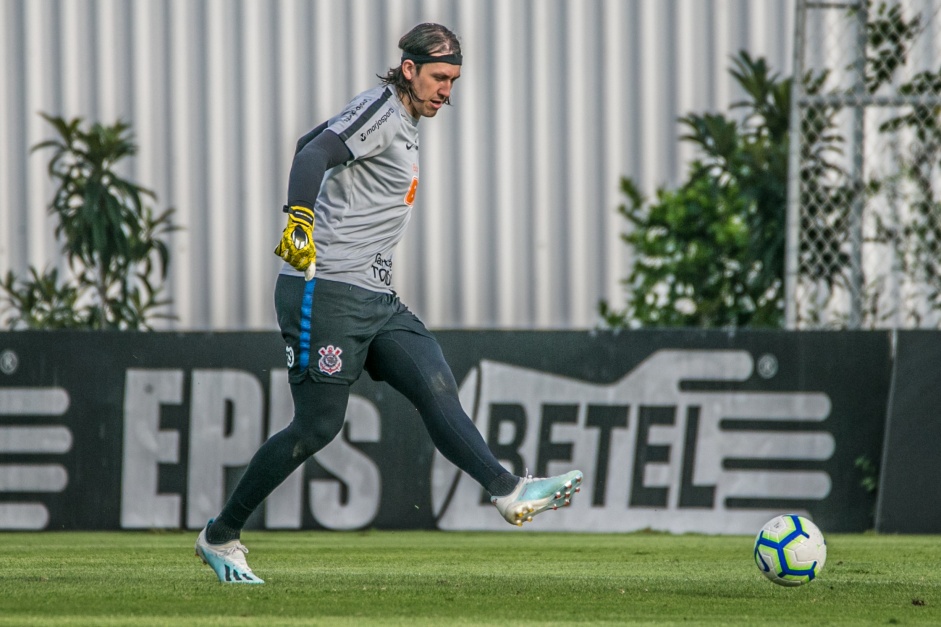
[[274, 205, 317, 281]]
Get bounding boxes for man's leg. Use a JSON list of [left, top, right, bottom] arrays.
[[366, 329, 515, 493], [366, 329, 582, 526], [195, 378, 349, 583], [209, 378, 349, 536]]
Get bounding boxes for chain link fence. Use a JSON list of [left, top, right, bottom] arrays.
[[786, 0, 941, 329]]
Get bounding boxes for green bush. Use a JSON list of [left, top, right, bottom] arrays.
[[603, 2, 941, 330], [0, 113, 178, 330], [600, 52, 846, 329]]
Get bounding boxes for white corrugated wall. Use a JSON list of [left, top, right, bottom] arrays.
[[0, 0, 795, 330]]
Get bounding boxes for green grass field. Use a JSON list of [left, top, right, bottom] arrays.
[[0, 530, 937, 625]]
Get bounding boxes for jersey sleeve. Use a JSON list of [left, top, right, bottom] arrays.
[[286, 130, 353, 208], [327, 88, 400, 161]]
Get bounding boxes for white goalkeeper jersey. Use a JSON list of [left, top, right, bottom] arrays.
[[280, 84, 420, 293]]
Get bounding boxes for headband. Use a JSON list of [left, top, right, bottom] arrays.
[[401, 51, 463, 66]]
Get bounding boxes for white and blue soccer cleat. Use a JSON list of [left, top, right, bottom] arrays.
[[491, 470, 583, 526], [194, 519, 265, 584]]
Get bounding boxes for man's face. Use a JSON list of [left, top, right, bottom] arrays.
[[402, 60, 461, 118]]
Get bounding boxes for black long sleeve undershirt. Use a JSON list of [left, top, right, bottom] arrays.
[[286, 125, 352, 209]]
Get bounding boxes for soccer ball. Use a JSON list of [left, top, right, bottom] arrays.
[[753, 514, 827, 587]]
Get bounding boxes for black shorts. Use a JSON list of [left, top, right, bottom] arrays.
[[275, 275, 434, 385]]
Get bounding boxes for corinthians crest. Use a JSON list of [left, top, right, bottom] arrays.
[[318, 345, 343, 375]]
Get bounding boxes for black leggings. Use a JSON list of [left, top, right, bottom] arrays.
[[216, 329, 508, 529]]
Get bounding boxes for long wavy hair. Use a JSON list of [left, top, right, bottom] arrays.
[[379, 23, 462, 106]]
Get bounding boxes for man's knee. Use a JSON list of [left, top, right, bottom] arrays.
[[287, 416, 344, 460], [425, 367, 457, 398], [287, 379, 350, 459]]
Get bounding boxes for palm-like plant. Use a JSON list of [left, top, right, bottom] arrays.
[[0, 113, 178, 330]]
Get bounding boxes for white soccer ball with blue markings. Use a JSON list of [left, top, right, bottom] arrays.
[[754, 514, 827, 587]]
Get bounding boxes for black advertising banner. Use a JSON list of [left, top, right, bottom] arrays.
[[432, 331, 890, 534], [0, 330, 891, 533], [876, 331, 941, 533]]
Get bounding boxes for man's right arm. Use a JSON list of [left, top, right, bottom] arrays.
[[276, 128, 352, 280], [286, 128, 352, 209]]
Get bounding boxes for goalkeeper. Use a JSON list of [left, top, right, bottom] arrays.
[[194, 22, 582, 585]]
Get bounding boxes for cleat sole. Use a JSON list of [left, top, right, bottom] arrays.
[[492, 470, 584, 526]]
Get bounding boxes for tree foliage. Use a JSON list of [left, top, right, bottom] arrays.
[[866, 2, 941, 324], [600, 52, 845, 329], [1, 113, 178, 330], [602, 2, 941, 330]]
